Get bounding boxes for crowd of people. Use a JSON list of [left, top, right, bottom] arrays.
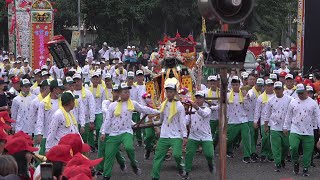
[[0, 43, 320, 180]]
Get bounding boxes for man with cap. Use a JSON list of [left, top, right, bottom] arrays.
[[99, 43, 110, 61], [112, 61, 127, 84], [241, 72, 249, 86], [46, 91, 80, 151], [22, 59, 32, 75], [109, 57, 120, 75], [87, 71, 106, 152], [283, 84, 320, 176], [254, 79, 275, 162], [284, 74, 298, 99], [269, 73, 278, 83], [9, 76, 20, 96], [0, 56, 10, 83], [98, 84, 126, 175], [63, 77, 86, 133], [72, 73, 96, 147], [100, 83, 160, 179], [151, 82, 187, 180], [245, 78, 264, 161], [30, 79, 51, 135], [104, 73, 113, 101], [264, 81, 293, 172], [9, 61, 24, 77], [35, 79, 65, 155], [31, 69, 42, 95], [225, 76, 251, 163], [124, 46, 131, 67], [82, 59, 91, 85], [10, 79, 36, 135], [247, 73, 256, 88], [184, 91, 214, 178], [204, 75, 220, 147], [278, 61, 290, 74], [41, 71, 51, 81], [279, 72, 287, 84]]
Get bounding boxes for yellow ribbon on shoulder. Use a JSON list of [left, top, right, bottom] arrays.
[[89, 84, 101, 98], [261, 91, 274, 104], [252, 86, 261, 98], [37, 94, 44, 101], [159, 99, 177, 123], [32, 82, 38, 89], [228, 89, 244, 104], [114, 99, 135, 116], [43, 93, 62, 110], [101, 81, 106, 89], [81, 87, 86, 99], [105, 88, 112, 100], [60, 106, 77, 127], [19, 92, 31, 97]]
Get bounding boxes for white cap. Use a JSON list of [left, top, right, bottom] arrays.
[[207, 75, 217, 81], [269, 74, 277, 80], [120, 83, 131, 90], [101, 61, 105, 64], [46, 58, 51, 62], [265, 79, 274, 85], [256, 78, 264, 85], [112, 84, 120, 91], [195, 91, 205, 97], [17, 55, 22, 58], [21, 79, 31, 86], [306, 86, 314, 92], [92, 71, 101, 78], [95, 62, 100, 65], [285, 47, 290, 51], [23, 59, 28, 63], [136, 70, 144, 75], [73, 73, 82, 79], [127, 46, 131, 49], [165, 83, 176, 90], [132, 46, 135, 49], [241, 72, 249, 79], [118, 61, 123, 64], [127, 71, 135, 77], [296, 84, 306, 93], [231, 76, 240, 81], [103, 42, 107, 46], [105, 73, 111, 79], [64, 76, 74, 84], [85, 59, 89, 62], [3, 56, 9, 60], [34, 69, 41, 75], [16, 60, 21, 64], [274, 81, 283, 88], [41, 65, 48, 70], [41, 71, 49, 77], [285, 74, 293, 79]]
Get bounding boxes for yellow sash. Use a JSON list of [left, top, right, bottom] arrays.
[[60, 106, 77, 127], [105, 88, 112, 100], [208, 88, 220, 98], [262, 91, 274, 104], [252, 86, 261, 98], [228, 89, 244, 104], [32, 82, 38, 89], [37, 94, 44, 101], [89, 84, 101, 98], [43, 93, 62, 110], [101, 81, 106, 89], [81, 87, 86, 99], [114, 99, 135, 116], [19, 92, 31, 97], [159, 99, 177, 123]]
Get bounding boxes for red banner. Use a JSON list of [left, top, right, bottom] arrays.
[[31, 23, 52, 69]]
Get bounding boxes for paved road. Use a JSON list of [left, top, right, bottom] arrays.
[[90, 142, 320, 180]]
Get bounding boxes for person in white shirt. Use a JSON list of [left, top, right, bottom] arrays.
[[283, 74, 298, 99], [100, 83, 159, 179], [87, 71, 106, 152], [244, 78, 264, 161], [49, 63, 64, 79], [104, 73, 113, 101], [72, 73, 96, 148], [254, 79, 275, 162], [266, 46, 274, 62], [226, 76, 251, 163], [277, 61, 290, 74], [112, 61, 127, 85], [264, 81, 293, 172], [11, 79, 36, 135], [46, 91, 82, 152], [31, 69, 42, 95], [9, 61, 25, 77], [283, 84, 320, 176], [35, 79, 65, 155], [82, 59, 91, 85], [151, 82, 188, 180], [9, 76, 20, 96], [99, 45, 110, 61], [86, 45, 94, 60], [185, 91, 214, 178], [21, 59, 32, 75]]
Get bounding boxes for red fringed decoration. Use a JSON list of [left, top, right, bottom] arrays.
[[19, 1, 28, 8]]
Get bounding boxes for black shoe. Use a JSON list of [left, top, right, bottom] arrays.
[[311, 162, 316, 167], [178, 169, 188, 179], [165, 154, 171, 161], [250, 154, 258, 163], [183, 172, 189, 180], [294, 163, 299, 175], [208, 163, 214, 173], [103, 176, 110, 180], [267, 158, 274, 162], [144, 150, 151, 160], [242, 157, 251, 164], [302, 168, 310, 177], [274, 165, 281, 172], [152, 178, 159, 180], [260, 156, 266, 162], [281, 160, 285, 168], [120, 164, 127, 172], [286, 155, 291, 162], [90, 146, 96, 153], [226, 152, 234, 158], [137, 141, 143, 147], [96, 170, 103, 176], [132, 166, 141, 175]]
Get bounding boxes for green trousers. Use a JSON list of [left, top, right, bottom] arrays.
[[185, 139, 214, 173], [144, 127, 156, 151], [98, 134, 126, 172], [88, 113, 103, 146], [248, 121, 258, 154], [289, 133, 314, 168], [227, 123, 251, 158], [210, 120, 219, 147], [261, 125, 273, 159], [132, 112, 143, 142], [270, 130, 289, 166], [39, 138, 47, 155], [151, 138, 184, 179], [103, 133, 137, 177], [79, 123, 90, 144]]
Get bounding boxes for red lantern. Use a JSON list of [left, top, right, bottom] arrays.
[[54, 9, 58, 13]]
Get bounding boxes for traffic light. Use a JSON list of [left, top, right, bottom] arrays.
[[198, 0, 255, 24]]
